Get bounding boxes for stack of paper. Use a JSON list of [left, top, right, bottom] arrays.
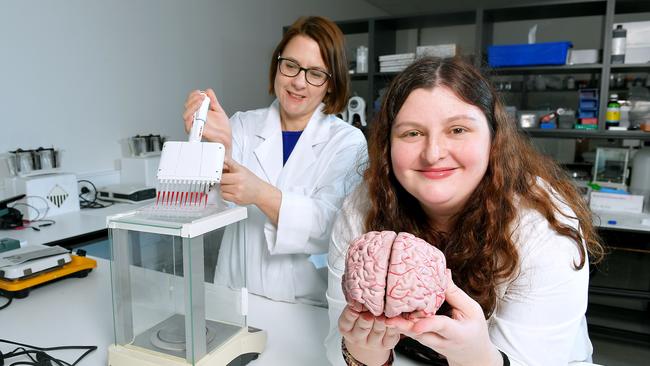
[[379, 53, 415, 72]]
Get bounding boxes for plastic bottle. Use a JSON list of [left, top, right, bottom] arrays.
[[356, 46, 368, 74], [619, 102, 631, 128], [611, 24, 627, 64], [606, 94, 621, 129]]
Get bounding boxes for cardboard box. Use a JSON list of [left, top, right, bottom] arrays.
[[590, 192, 645, 213]]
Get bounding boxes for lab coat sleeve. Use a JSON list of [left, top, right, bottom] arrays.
[[266, 130, 367, 255], [488, 209, 591, 366], [324, 192, 366, 366]]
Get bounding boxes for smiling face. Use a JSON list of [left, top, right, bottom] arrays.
[[390, 86, 492, 225], [274, 35, 330, 129]]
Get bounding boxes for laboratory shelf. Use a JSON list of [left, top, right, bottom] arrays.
[[491, 64, 604, 75], [522, 129, 650, 140], [294, 0, 650, 133], [610, 63, 650, 72], [373, 10, 476, 29], [484, 0, 607, 22]]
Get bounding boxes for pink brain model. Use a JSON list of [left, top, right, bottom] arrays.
[[342, 231, 447, 318]]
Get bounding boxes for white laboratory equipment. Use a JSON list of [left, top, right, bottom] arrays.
[[592, 147, 630, 191], [106, 205, 266, 366], [4, 173, 80, 220], [347, 96, 367, 127]]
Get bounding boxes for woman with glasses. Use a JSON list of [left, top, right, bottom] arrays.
[[182, 16, 367, 306]]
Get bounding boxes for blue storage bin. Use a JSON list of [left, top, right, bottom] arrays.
[[488, 42, 572, 67], [579, 100, 598, 109], [578, 111, 598, 118]]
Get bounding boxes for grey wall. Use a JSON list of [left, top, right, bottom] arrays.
[[0, 0, 385, 180]]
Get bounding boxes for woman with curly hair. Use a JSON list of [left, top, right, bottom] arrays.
[[325, 56, 604, 365]]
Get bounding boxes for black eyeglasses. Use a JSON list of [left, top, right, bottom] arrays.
[[277, 56, 332, 87]]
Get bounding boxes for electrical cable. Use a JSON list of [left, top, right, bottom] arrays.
[[77, 180, 112, 209], [9, 196, 50, 221], [0, 339, 96, 366], [0, 293, 12, 310], [7, 197, 55, 231]]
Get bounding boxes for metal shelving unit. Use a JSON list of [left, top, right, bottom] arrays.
[[521, 128, 650, 139], [307, 0, 650, 139], [281, 0, 650, 346]]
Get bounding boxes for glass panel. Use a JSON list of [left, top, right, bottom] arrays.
[[110, 229, 188, 358], [110, 204, 227, 228], [204, 222, 246, 352], [594, 147, 629, 185], [109, 208, 247, 364]]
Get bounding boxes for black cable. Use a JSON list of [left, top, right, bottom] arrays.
[[77, 180, 113, 209], [0, 293, 12, 310], [0, 339, 96, 366]]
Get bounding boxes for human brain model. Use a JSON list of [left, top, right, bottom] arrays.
[[342, 231, 447, 318]]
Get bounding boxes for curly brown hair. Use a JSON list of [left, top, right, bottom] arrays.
[[364, 56, 604, 317]]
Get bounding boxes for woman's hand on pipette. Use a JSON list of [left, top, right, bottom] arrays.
[[339, 305, 400, 365], [221, 157, 281, 225], [385, 270, 502, 366], [183, 89, 232, 156]]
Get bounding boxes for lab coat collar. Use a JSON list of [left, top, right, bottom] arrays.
[[253, 100, 330, 186]]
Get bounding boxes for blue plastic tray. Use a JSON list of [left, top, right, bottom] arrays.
[[488, 42, 572, 67]]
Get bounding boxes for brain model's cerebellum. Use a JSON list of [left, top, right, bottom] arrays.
[[343, 231, 447, 318]]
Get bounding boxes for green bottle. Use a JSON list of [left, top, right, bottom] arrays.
[[606, 93, 620, 129]]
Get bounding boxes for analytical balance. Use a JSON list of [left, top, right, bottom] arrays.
[[592, 147, 630, 191], [106, 205, 266, 365]]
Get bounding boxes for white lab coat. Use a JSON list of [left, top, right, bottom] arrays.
[[214, 99, 368, 305], [325, 182, 594, 365]]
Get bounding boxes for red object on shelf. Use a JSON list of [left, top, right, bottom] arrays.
[[581, 117, 598, 125]]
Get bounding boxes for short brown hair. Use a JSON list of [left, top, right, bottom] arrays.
[[269, 16, 349, 115]]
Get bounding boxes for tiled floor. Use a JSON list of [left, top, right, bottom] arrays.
[[80, 241, 649, 365]]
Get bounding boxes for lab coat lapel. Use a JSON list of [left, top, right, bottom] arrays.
[[276, 105, 330, 188], [253, 102, 283, 185]]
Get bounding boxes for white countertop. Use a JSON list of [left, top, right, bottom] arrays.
[[0, 202, 149, 246], [592, 210, 650, 232], [2, 203, 649, 249], [0, 257, 330, 366]]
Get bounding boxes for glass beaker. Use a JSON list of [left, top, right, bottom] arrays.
[[128, 136, 147, 156], [34, 147, 55, 170], [12, 149, 34, 173], [149, 135, 163, 152]]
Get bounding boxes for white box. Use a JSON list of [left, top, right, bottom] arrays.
[[625, 46, 650, 64], [416, 44, 456, 58], [619, 21, 650, 47], [120, 156, 160, 187], [4, 173, 80, 220], [378, 53, 415, 62], [567, 49, 599, 64], [590, 192, 644, 214]]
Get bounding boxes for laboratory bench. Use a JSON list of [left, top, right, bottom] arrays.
[[587, 211, 650, 346], [0, 202, 150, 249], [0, 257, 332, 366], [0, 203, 331, 366], [2, 203, 650, 361]]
